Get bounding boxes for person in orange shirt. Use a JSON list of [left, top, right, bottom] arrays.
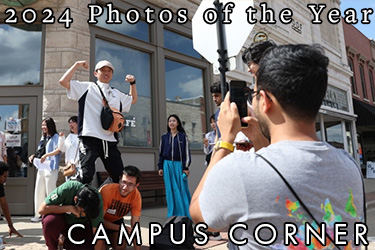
[[99, 165, 142, 250]]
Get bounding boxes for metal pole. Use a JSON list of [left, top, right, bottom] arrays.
[[214, 0, 228, 97]]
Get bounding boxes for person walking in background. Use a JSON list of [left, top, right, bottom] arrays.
[[203, 114, 216, 166], [242, 40, 276, 77], [41, 116, 81, 181], [59, 60, 138, 184], [29, 117, 60, 222], [210, 81, 228, 140], [158, 114, 191, 218]]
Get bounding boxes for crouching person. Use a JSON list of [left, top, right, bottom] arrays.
[[39, 181, 104, 250], [99, 165, 142, 250]]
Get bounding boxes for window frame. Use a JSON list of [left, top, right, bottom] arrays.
[[90, 1, 212, 150], [359, 64, 367, 99]]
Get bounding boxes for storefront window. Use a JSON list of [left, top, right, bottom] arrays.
[[359, 64, 367, 99], [369, 70, 375, 102], [164, 29, 201, 58], [94, 8, 149, 42], [315, 122, 322, 141], [348, 58, 357, 95], [95, 38, 152, 147], [165, 59, 205, 149], [0, 105, 29, 177], [0, 24, 42, 85], [346, 122, 354, 157], [325, 121, 344, 149]]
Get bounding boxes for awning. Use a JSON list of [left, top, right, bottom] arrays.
[[353, 99, 375, 126]]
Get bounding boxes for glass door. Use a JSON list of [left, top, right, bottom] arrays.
[[0, 97, 38, 214]]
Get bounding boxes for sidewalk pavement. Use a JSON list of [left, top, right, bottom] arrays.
[[1, 204, 375, 249], [0, 206, 229, 250]]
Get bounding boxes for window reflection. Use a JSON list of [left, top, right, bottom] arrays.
[[95, 39, 152, 147], [164, 29, 201, 58], [325, 121, 343, 149], [95, 7, 149, 42], [165, 59, 205, 149], [346, 122, 354, 157], [0, 24, 42, 85], [0, 105, 29, 177]]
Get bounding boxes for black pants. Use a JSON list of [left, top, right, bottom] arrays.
[[79, 136, 123, 184]]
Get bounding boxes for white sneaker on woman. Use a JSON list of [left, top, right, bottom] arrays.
[[31, 216, 42, 222]]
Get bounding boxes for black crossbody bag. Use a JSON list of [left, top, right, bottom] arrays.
[[256, 153, 367, 250]]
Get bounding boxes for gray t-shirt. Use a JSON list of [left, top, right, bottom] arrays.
[[200, 141, 364, 250]]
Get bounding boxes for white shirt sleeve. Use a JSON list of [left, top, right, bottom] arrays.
[[119, 92, 133, 113], [67, 80, 91, 101], [57, 134, 66, 152]]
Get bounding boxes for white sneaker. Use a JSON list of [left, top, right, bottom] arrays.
[[31, 216, 42, 222], [209, 233, 222, 241]]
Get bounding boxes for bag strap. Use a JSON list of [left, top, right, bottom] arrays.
[[95, 83, 123, 112], [94, 82, 109, 107], [256, 153, 342, 249]]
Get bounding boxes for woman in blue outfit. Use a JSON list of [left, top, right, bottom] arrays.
[[28, 117, 60, 222], [158, 114, 191, 218]]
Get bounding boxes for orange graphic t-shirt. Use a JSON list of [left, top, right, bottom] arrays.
[[99, 183, 142, 222]]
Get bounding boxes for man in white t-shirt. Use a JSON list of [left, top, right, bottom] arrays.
[[190, 44, 365, 249], [59, 60, 137, 184]]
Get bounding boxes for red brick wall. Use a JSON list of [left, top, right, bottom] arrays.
[[343, 21, 375, 104]]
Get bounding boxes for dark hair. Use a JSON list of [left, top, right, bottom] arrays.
[[68, 116, 78, 123], [209, 114, 215, 123], [0, 162, 9, 176], [167, 114, 186, 134], [210, 81, 228, 94], [76, 185, 100, 220], [256, 44, 329, 120], [122, 165, 141, 184], [242, 40, 277, 64], [42, 117, 58, 138]]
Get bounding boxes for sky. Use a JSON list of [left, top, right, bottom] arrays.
[[340, 0, 375, 40]]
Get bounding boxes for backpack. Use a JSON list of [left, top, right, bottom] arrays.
[[150, 216, 195, 250]]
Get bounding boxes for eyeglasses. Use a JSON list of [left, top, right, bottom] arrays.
[[245, 89, 261, 105], [245, 89, 271, 105], [120, 180, 136, 188]]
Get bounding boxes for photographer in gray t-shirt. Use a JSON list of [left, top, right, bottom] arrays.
[[190, 44, 365, 250]]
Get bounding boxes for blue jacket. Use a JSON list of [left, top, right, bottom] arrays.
[[158, 131, 191, 170]]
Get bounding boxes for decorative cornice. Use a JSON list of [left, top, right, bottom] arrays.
[[346, 46, 357, 58], [357, 53, 367, 64], [369, 59, 375, 70]]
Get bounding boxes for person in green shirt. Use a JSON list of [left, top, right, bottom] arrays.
[[39, 181, 104, 250]]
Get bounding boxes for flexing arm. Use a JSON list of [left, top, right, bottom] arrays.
[[59, 60, 89, 90], [125, 75, 138, 104]]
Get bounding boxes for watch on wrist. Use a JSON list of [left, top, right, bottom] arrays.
[[130, 80, 136, 85], [214, 140, 234, 152]]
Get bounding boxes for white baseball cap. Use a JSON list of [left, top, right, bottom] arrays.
[[234, 132, 250, 144], [95, 60, 114, 72]]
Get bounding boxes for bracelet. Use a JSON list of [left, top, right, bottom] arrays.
[[130, 80, 136, 85], [8, 223, 13, 227]]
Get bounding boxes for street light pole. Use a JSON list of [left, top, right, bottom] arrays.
[[214, 0, 228, 97]]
